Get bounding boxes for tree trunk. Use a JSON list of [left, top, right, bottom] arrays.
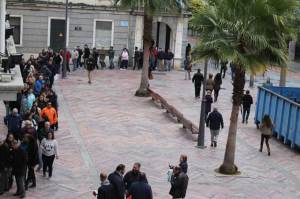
[[219, 65, 245, 175], [135, 13, 153, 97], [279, 67, 287, 87]]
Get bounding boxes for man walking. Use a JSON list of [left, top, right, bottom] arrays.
[[242, 90, 253, 124], [128, 173, 153, 199], [192, 69, 204, 98], [220, 60, 228, 78], [108, 164, 126, 199], [169, 166, 189, 199], [206, 108, 224, 147]]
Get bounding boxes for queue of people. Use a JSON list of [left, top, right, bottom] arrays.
[[0, 48, 60, 198]]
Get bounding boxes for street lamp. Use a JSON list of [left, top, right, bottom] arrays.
[[62, 0, 68, 79], [197, 59, 208, 148]]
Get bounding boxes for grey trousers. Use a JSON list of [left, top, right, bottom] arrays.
[[15, 175, 25, 196], [210, 129, 220, 143]]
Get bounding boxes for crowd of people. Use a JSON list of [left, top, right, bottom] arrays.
[[92, 154, 189, 199], [0, 48, 60, 198]]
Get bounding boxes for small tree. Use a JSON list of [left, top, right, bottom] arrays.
[[192, 0, 299, 174], [115, 0, 188, 97]]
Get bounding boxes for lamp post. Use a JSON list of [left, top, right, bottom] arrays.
[[197, 59, 208, 148], [62, 0, 68, 79], [0, 0, 6, 54]]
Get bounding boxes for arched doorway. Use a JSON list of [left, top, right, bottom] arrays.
[[152, 22, 173, 52]]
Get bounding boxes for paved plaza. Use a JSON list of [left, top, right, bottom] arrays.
[[1, 66, 300, 199]]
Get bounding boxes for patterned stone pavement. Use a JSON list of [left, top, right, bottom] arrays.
[[1, 65, 300, 199]]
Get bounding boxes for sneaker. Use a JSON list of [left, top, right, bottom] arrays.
[[268, 151, 271, 156], [210, 143, 213, 147]]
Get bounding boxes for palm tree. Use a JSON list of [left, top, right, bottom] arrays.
[[115, 0, 187, 97], [192, 0, 298, 174]]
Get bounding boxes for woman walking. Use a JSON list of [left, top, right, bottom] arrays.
[[41, 132, 58, 178], [259, 115, 273, 156]]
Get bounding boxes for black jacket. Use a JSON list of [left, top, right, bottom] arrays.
[[242, 94, 253, 108], [179, 161, 188, 174], [124, 170, 148, 190], [84, 48, 91, 59], [26, 135, 39, 167], [97, 182, 114, 199], [192, 73, 204, 86], [165, 52, 174, 60], [169, 172, 189, 198], [157, 51, 165, 60], [213, 73, 222, 90], [128, 181, 153, 199], [108, 171, 125, 199], [12, 146, 28, 176], [205, 95, 213, 113], [206, 110, 224, 130], [0, 143, 10, 171]]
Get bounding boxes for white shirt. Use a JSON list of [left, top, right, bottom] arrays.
[[41, 138, 58, 157]]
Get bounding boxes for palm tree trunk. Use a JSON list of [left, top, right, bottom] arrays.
[[135, 13, 153, 97], [279, 67, 287, 87], [219, 65, 245, 175]]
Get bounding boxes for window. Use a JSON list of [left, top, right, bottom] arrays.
[[9, 16, 22, 46], [94, 20, 113, 48]]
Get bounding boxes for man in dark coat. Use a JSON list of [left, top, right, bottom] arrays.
[[192, 69, 204, 98], [12, 140, 28, 198], [93, 172, 114, 199], [220, 60, 228, 78], [124, 162, 148, 192], [169, 166, 189, 199], [4, 108, 22, 140], [128, 173, 153, 199], [242, 90, 253, 124], [108, 164, 126, 199], [206, 108, 224, 147], [23, 134, 38, 189], [0, 140, 10, 195]]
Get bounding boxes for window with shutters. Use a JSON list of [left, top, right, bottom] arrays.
[[93, 20, 113, 48]]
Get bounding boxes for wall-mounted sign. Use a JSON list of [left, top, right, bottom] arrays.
[[120, 20, 128, 27], [75, 26, 82, 31]]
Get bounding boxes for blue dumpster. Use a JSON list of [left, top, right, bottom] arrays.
[[255, 86, 300, 148]]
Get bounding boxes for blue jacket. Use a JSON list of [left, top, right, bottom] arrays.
[[4, 114, 22, 134], [34, 79, 44, 95]]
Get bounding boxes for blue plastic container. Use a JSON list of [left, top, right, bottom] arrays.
[[255, 86, 300, 148]]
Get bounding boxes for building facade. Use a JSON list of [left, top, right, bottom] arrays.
[[6, 0, 189, 68]]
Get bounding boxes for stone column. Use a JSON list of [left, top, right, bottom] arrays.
[[0, 0, 6, 54], [134, 16, 143, 50], [174, 17, 183, 69]]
